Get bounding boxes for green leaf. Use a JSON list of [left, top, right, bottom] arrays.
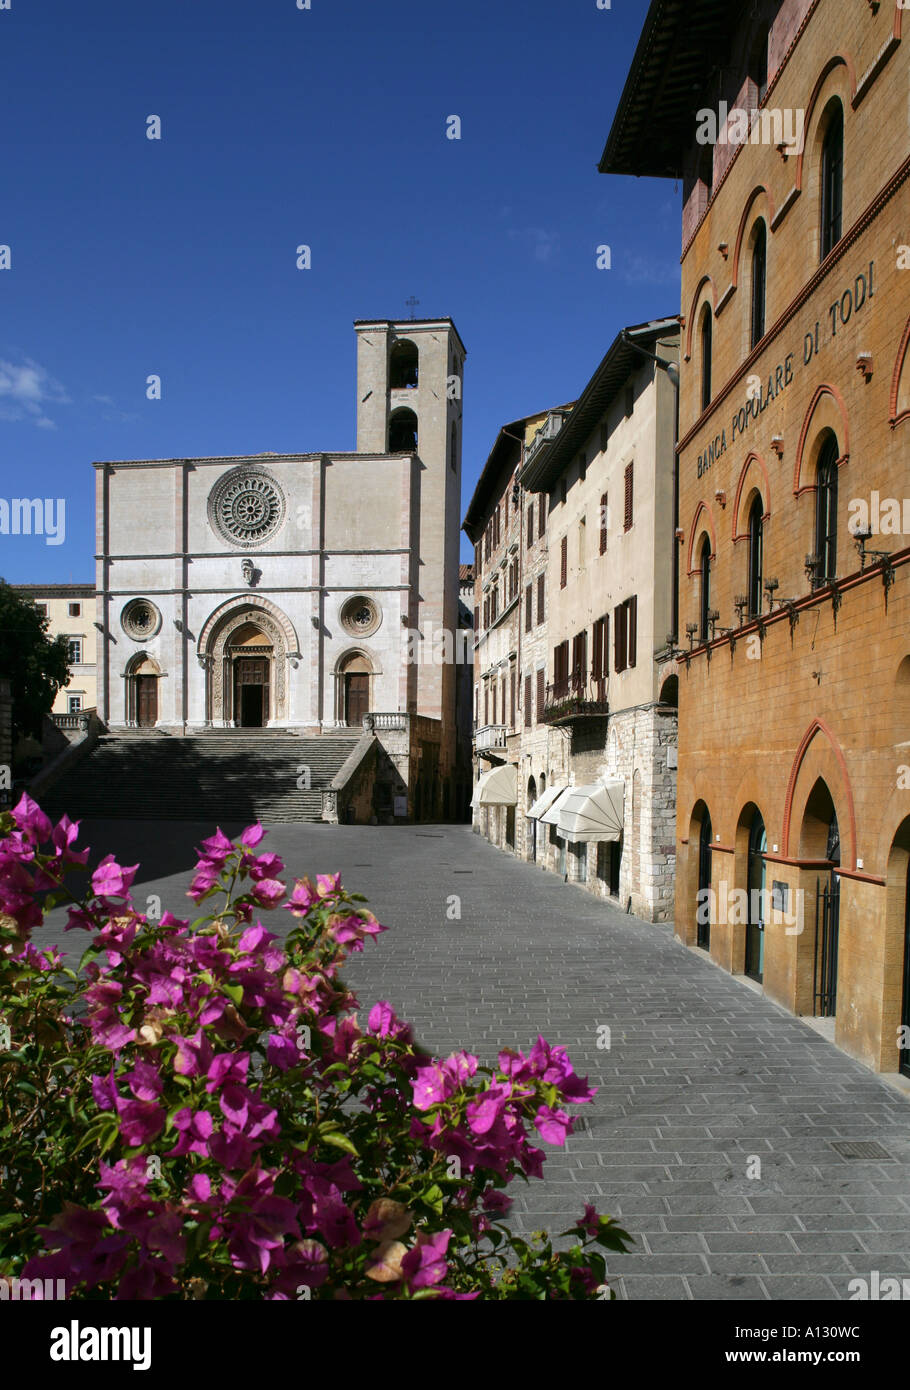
[[224, 984, 244, 1006], [319, 1131, 359, 1157]]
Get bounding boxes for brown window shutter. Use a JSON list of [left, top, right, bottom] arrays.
[[628, 595, 637, 668], [484, 686, 489, 724], [527, 505, 533, 549], [510, 670, 516, 727], [624, 462, 634, 532], [537, 573, 544, 625], [592, 618, 602, 680], [614, 603, 626, 673], [536, 668, 545, 723], [603, 613, 610, 676], [560, 535, 567, 588], [492, 683, 497, 724], [525, 584, 532, 631], [524, 673, 532, 727], [538, 495, 545, 538], [600, 492, 608, 554], [473, 606, 479, 631]]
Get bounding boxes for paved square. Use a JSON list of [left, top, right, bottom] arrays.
[[32, 819, 910, 1301]]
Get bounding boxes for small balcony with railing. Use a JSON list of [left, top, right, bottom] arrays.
[[542, 670, 609, 725], [473, 723, 511, 757]]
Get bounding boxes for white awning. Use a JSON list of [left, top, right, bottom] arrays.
[[551, 781, 624, 843], [539, 787, 571, 826], [527, 783, 567, 820], [471, 763, 518, 807]]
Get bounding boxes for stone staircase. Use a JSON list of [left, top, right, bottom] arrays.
[[40, 730, 365, 823]]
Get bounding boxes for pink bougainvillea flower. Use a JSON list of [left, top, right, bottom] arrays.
[[250, 878, 287, 909], [283, 877, 318, 916], [466, 1083, 510, 1136], [50, 813, 90, 865], [481, 1188, 513, 1214], [239, 822, 265, 849], [266, 1032, 300, 1071], [534, 1104, 572, 1146], [173, 1030, 214, 1078], [578, 1203, 600, 1237], [412, 1051, 478, 1109], [168, 1107, 214, 1159], [244, 851, 285, 882], [401, 1229, 451, 1290], [527, 1035, 596, 1103], [11, 793, 52, 845], [196, 827, 235, 865], [316, 872, 341, 897], [114, 1097, 166, 1147], [91, 855, 139, 900]]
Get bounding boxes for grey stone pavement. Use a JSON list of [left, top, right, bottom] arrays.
[[32, 818, 910, 1302]]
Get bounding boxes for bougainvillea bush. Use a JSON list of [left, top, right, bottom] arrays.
[[0, 795, 630, 1299]]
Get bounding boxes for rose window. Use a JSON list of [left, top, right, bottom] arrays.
[[340, 596, 381, 638], [121, 598, 162, 640], [208, 468, 286, 548]]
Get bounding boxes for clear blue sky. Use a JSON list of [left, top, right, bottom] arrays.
[[0, 0, 680, 581]]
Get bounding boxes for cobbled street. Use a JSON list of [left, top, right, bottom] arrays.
[[35, 819, 910, 1301]]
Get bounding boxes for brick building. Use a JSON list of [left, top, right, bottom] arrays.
[[601, 0, 910, 1071]]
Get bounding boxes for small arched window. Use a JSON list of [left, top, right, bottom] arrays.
[[389, 408, 418, 452], [700, 306, 713, 411], [820, 104, 843, 261], [747, 495, 764, 617], [814, 434, 838, 585], [699, 536, 712, 641], [389, 340, 418, 389], [750, 222, 766, 349]]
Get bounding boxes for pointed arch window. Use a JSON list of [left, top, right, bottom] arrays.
[[820, 105, 843, 261], [750, 222, 766, 349], [700, 306, 713, 411], [814, 434, 838, 585], [747, 495, 764, 617]]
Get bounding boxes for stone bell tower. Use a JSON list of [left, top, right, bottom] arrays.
[[354, 317, 466, 791]]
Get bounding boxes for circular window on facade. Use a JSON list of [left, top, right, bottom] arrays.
[[207, 466, 286, 548], [121, 598, 162, 641], [339, 596, 381, 638]]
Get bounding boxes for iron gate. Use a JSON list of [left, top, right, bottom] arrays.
[[814, 873, 840, 1017]]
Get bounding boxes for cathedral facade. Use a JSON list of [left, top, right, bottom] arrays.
[[93, 318, 465, 811]]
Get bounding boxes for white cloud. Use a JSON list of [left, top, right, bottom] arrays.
[[508, 226, 560, 264], [619, 251, 680, 286], [0, 357, 71, 428]]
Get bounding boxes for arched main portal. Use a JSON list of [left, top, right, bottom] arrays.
[[198, 599, 297, 727], [230, 622, 272, 727]]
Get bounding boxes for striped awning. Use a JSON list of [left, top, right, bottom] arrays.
[[550, 781, 624, 843], [527, 784, 567, 820], [471, 763, 518, 807]]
